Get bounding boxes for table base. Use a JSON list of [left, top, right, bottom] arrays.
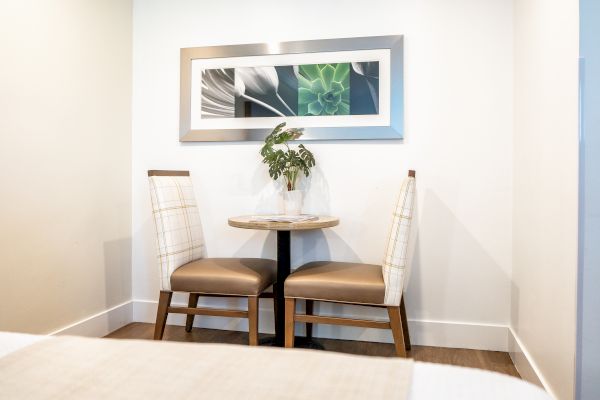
[[259, 336, 325, 350]]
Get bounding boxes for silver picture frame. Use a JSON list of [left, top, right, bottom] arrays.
[[180, 35, 403, 142]]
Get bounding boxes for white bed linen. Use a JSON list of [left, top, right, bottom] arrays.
[[0, 331, 47, 358], [410, 362, 549, 399], [0, 332, 550, 400]]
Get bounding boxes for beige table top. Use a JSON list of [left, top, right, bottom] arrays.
[[228, 215, 339, 231]]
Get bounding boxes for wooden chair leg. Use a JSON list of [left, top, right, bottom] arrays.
[[248, 296, 259, 346], [154, 291, 172, 340], [387, 306, 407, 357], [185, 293, 200, 332], [272, 284, 279, 338], [305, 299, 313, 339], [285, 298, 296, 348], [400, 296, 411, 350]]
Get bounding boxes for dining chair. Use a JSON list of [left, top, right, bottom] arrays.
[[148, 170, 277, 345], [284, 170, 416, 356]]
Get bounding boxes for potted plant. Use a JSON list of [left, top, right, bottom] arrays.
[[260, 122, 316, 215]]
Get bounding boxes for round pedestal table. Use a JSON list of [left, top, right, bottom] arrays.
[[228, 215, 339, 347]]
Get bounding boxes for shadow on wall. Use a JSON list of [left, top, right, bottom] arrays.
[[232, 230, 277, 260], [302, 166, 331, 215], [135, 215, 161, 298], [253, 165, 331, 215], [405, 188, 511, 327], [103, 238, 132, 308], [510, 280, 520, 334], [291, 229, 360, 269], [90, 237, 133, 336], [310, 187, 512, 344]]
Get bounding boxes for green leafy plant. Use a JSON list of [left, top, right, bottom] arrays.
[[297, 63, 350, 116], [260, 122, 316, 191]]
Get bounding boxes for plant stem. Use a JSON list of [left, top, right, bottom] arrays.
[[284, 166, 300, 191], [241, 94, 286, 117], [276, 93, 297, 116], [366, 79, 379, 114]]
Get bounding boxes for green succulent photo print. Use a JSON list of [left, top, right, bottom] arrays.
[[200, 61, 379, 119], [297, 63, 350, 116]]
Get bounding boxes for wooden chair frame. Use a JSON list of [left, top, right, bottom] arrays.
[[154, 287, 278, 345], [285, 296, 410, 357]]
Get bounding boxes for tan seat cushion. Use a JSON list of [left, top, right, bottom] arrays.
[[284, 261, 385, 305], [170, 258, 276, 296]]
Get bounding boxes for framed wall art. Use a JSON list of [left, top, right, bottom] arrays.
[[180, 35, 403, 141]]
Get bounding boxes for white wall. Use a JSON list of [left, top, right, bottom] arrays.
[[132, 0, 514, 348], [512, 0, 580, 399], [0, 0, 133, 334]]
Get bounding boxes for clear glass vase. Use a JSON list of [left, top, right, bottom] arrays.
[[283, 190, 303, 215]]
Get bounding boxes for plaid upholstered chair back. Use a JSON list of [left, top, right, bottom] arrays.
[[148, 171, 205, 291], [382, 171, 416, 306]]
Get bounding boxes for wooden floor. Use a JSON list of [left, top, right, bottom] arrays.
[[106, 322, 520, 378]]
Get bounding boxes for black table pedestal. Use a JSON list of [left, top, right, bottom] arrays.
[[258, 230, 324, 350], [274, 230, 290, 347]]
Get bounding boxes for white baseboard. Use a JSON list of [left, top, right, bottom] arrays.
[[48, 301, 133, 337], [508, 328, 554, 397], [133, 299, 509, 351]]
